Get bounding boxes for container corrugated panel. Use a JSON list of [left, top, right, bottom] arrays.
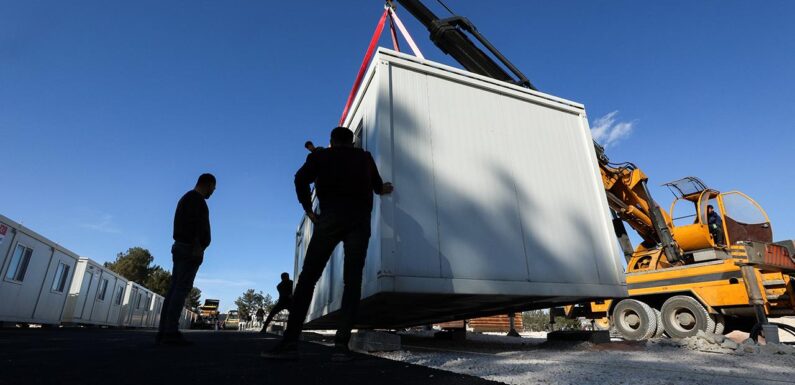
[[107, 275, 129, 326], [297, 49, 627, 329], [0, 214, 79, 325]]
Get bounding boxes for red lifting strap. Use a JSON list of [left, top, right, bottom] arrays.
[[338, 9, 390, 126]]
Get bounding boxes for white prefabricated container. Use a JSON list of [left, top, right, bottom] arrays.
[[121, 281, 153, 327], [179, 308, 196, 329], [62, 258, 102, 324], [147, 294, 164, 328], [106, 274, 129, 326], [0, 214, 78, 325], [296, 49, 627, 329], [63, 258, 126, 326]]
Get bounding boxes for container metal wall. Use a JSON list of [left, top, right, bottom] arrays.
[[299, 48, 627, 328], [121, 281, 150, 327], [0, 215, 78, 325], [88, 268, 121, 325], [107, 277, 128, 326]]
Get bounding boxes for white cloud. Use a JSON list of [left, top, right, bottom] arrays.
[[591, 110, 636, 149], [79, 213, 121, 234]]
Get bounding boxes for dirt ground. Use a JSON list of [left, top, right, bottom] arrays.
[[366, 319, 795, 385]]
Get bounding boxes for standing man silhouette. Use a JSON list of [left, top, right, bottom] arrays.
[[262, 127, 393, 361], [157, 173, 216, 346], [260, 272, 294, 333]]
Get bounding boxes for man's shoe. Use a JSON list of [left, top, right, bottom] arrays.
[[330, 345, 354, 362], [260, 341, 298, 360]]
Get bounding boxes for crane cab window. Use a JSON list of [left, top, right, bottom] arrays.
[[720, 192, 772, 243], [671, 199, 698, 227]]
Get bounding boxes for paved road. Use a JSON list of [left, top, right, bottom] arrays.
[[0, 329, 503, 385]]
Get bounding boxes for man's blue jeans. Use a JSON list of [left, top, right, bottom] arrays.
[[282, 211, 371, 346], [158, 243, 202, 334]]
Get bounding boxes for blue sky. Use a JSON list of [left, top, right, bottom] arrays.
[[2, 1, 793, 311]]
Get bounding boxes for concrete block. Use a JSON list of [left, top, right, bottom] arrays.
[[761, 324, 781, 345], [434, 328, 466, 341], [720, 339, 740, 350], [547, 330, 610, 344], [350, 330, 401, 352]]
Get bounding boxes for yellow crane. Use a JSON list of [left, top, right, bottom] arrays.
[[378, 0, 794, 341], [560, 144, 795, 341]]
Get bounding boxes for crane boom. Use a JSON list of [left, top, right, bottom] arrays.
[[394, 0, 535, 89]]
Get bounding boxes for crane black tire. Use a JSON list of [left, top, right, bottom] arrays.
[[712, 314, 726, 335], [660, 295, 715, 339], [612, 299, 657, 341], [652, 308, 666, 338]]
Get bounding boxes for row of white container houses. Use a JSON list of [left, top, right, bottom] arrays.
[[0, 214, 195, 328]]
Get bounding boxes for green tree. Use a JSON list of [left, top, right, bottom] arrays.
[[522, 310, 550, 332], [145, 266, 172, 297], [262, 293, 274, 312], [235, 289, 274, 319], [105, 247, 203, 309], [187, 287, 202, 309], [522, 309, 581, 332], [104, 247, 154, 284]]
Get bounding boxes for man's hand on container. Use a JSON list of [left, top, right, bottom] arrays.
[[382, 182, 394, 195]]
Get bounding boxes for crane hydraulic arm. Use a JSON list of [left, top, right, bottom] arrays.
[[394, 0, 535, 89], [595, 144, 682, 263]]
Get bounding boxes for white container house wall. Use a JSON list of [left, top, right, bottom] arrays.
[[121, 281, 149, 327], [295, 49, 627, 329], [88, 266, 124, 326], [0, 214, 78, 325], [106, 274, 129, 326]]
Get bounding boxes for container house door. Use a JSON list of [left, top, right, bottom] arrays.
[[75, 271, 94, 320]]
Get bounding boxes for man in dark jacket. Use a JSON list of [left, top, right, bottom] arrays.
[[157, 173, 216, 345], [707, 204, 725, 246], [260, 272, 294, 333], [262, 126, 393, 361]]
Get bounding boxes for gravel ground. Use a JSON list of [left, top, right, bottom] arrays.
[[368, 325, 795, 385]]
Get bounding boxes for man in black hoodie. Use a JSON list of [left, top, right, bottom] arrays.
[[262, 127, 393, 361], [157, 173, 216, 345], [260, 272, 294, 333]]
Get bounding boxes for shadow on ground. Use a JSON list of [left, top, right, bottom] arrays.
[[0, 329, 503, 385]]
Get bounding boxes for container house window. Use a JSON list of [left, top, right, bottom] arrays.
[[50, 262, 71, 292], [97, 278, 109, 301], [5, 244, 33, 282], [115, 286, 124, 305]]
